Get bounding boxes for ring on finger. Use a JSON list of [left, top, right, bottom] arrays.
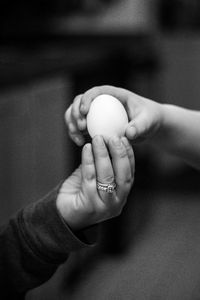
[[97, 181, 116, 194]]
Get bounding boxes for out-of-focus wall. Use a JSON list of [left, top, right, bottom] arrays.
[[0, 76, 76, 225], [55, 0, 155, 34], [159, 36, 200, 110]]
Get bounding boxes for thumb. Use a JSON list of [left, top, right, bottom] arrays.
[[62, 166, 82, 191], [125, 113, 148, 141]]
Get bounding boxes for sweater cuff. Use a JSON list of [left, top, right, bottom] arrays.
[[20, 184, 98, 265]]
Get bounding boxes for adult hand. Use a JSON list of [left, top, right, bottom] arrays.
[[56, 135, 134, 231]]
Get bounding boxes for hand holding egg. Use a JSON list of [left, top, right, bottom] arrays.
[[66, 84, 163, 146], [65, 92, 129, 146], [86, 94, 129, 143], [63, 91, 135, 230]]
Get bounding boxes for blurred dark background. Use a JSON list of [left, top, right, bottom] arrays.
[[1, 1, 200, 299]]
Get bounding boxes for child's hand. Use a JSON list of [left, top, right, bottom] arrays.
[[65, 94, 86, 146], [56, 135, 134, 231], [65, 86, 163, 145]]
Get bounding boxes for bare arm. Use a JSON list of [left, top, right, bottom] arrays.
[[155, 104, 200, 169], [65, 85, 200, 170]]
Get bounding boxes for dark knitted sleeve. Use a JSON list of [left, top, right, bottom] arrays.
[[0, 184, 98, 299]]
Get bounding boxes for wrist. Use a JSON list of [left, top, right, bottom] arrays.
[[56, 193, 95, 231], [158, 103, 168, 131], [149, 102, 169, 144], [159, 104, 178, 133]]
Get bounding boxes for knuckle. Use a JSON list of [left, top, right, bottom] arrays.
[[69, 123, 76, 133], [71, 104, 79, 119], [126, 176, 134, 187], [101, 84, 114, 91], [91, 86, 101, 93], [73, 94, 82, 104], [117, 147, 127, 159], [85, 172, 96, 181], [84, 86, 101, 98], [117, 176, 133, 188], [77, 118, 86, 131], [126, 177, 134, 188], [127, 173, 134, 183], [111, 141, 127, 158]]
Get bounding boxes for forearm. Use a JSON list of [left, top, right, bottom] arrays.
[[0, 184, 97, 298], [154, 104, 200, 169]]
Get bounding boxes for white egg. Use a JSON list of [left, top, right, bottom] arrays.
[[86, 94, 128, 142]]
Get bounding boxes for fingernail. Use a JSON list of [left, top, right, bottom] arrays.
[[83, 143, 91, 153], [128, 126, 137, 138], [80, 104, 87, 114], [111, 136, 121, 146], [83, 143, 93, 161]]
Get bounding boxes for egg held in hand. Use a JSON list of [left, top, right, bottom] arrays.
[[86, 94, 129, 142]]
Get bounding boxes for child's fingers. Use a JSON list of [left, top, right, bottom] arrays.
[[68, 131, 85, 146], [66, 111, 85, 146], [71, 94, 87, 131], [65, 95, 86, 146], [125, 113, 149, 141], [80, 85, 129, 115]]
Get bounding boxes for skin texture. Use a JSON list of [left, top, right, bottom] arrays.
[[61, 84, 200, 230], [56, 135, 134, 231], [65, 85, 200, 169]]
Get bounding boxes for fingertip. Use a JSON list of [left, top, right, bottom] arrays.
[[74, 135, 85, 146], [80, 104, 88, 115], [83, 142, 91, 151], [126, 126, 137, 140], [80, 88, 97, 114], [82, 143, 94, 164], [77, 118, 87, 131], [82, 142, 91, 155]]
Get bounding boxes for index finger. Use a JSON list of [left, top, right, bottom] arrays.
[[80, 85, 130, 115], [108, 136, 134, 202], [92, 135, 115, 204]]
